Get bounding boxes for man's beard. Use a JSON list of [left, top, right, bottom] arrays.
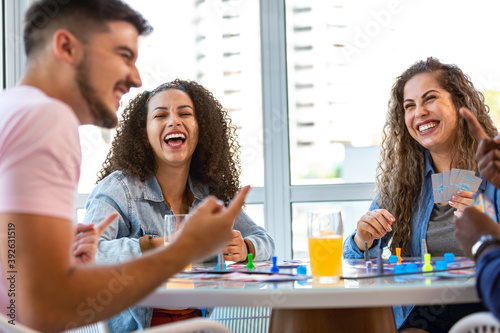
[[76, 60, 118, 129]]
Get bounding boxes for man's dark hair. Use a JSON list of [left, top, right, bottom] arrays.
[[23, 0, 152, 57]]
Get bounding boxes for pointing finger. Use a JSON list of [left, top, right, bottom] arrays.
[[460, 107, 489, 141], [75, 223, 94, 234], [224, 186, 250, 220], [96, 213, 119, 236]]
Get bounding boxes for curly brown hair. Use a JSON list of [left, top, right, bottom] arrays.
[[97, 79, 241, 203], [377, 57, 498, 255]]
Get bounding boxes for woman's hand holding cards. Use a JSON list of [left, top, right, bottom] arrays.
[[354, 209, 395, 251], [449, 190, 474, 218]]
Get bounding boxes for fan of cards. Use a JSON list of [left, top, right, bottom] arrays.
[[431, 169, 482, 204]]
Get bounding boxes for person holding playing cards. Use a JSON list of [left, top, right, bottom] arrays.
[[343, 57, 500, 332], [454, 108, 500, 322]]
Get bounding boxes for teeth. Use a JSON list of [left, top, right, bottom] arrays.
[[165, 133, 186, 141], [419, 122, 437, 132]]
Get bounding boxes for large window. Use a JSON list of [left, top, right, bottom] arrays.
[[9, 0, 500, 259], [286, 0, 500, 187], [285, 0, 500, 257], [78, 0, 265, 224]]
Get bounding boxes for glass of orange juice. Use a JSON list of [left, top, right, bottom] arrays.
[[307, 209, 343, 283], [164, 214, 192, 272]]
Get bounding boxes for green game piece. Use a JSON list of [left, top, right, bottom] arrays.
[[422, 253, 433, 272], [246, 253, 255, 269]]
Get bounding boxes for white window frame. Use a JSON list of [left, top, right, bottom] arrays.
[[259, 0, 374, 259], [7, 0, 375, 260], [4, 0, 29, 89]]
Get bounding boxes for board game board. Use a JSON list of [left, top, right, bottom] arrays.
[[341, 257, 475, 280]]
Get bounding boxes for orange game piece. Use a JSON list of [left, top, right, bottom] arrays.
[[396, 248, 403, 263]]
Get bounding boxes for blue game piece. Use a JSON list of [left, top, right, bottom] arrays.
[[406, 263, 418, 273], [394, 264, 405, 274], [436, 260, 447, 271], [296, 265, 308, 285], [270, 256, 280, 273], [297, 266, 307, 275], [388, 255, 399, 264], [444, 253, 455, 264]]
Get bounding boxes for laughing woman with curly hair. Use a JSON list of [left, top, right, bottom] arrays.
[[343, 58, 500, 332], [83, 79, 274, 332]]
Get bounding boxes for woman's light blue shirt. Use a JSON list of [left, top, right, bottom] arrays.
[[83, 170, 275, 332]]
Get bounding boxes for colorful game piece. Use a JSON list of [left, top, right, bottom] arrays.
[[297, 266, 307, 275], [388, 255, 398, 264], [436, 260, 447, 271], [396, 248, 402, 263], [270, 256, 280, 273], [421, 239, 428, 262], [246, 253, 255, 269], [377, 248, 383, 274], [365, 261, 372, 273], [394, 264, 405, 274], [364, 241, 372, 273], [216, 251, 226, 271], [444, 252, 455, 264], [422, 253, 433, 272], [406, 263, 418, 273], [296, 266, 308, 285], [364, 241, 370, 261]]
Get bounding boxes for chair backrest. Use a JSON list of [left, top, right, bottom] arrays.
[[0, 315, 109, 333], [0, 315, 40, 333], [448, 312, 500, 333], [136, 318, 232, 333], [209, 307, 270, 333], [1, 315, 230, 333], [64, 322, 109, 333]]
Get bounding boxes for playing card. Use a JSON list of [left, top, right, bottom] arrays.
[[448, 168, 461, 197], [431, 173, 444, 203], [456, 169, 481, 193], [442, 170, 451, 201]]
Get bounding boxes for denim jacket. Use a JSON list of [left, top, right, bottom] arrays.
[[476, 248, 500, 320], [83, 170, 275, 333], [343, 150, 500, 328]]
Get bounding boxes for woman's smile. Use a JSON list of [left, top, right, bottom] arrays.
[[164, 130, 187, 148]]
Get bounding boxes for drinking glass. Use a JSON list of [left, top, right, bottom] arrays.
[[307, 209, 343, 283], [164, 214, 192, 272]]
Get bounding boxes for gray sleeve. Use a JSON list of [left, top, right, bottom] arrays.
[[234, 210, 275, 261]]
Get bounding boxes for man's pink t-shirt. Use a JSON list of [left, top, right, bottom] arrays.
[[0, 86, 81, 315]]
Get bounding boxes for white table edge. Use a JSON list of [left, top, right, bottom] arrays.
[[137, 283, 479, 309]]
